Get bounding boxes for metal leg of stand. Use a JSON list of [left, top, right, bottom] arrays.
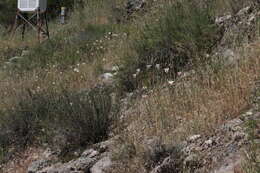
[[44, 13, 50, 38]]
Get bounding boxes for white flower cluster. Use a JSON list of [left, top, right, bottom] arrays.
[[132, 63, 172, 78]]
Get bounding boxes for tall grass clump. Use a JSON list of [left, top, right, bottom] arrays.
[[0, 87, 113, 162], [119, 0, 220, 91], [242, 86, 260, 173]]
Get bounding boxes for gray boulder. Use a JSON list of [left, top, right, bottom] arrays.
[[33, 155, 97, 173], [27, 159, 51, 173], [90, 156, 112, 173]]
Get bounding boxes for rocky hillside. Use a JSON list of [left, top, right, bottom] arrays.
[[0, 0, 259, 173]]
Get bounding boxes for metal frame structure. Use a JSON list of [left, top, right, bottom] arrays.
[[11, 8, 49, 41]]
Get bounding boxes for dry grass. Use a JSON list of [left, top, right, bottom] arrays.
[[112, 40, 260, 172], [0, 147, 44, 173], [0, 59, 103, 111], [0, 0, 259, 172]]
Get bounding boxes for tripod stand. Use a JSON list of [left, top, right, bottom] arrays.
[[11, 8, 49, 42]]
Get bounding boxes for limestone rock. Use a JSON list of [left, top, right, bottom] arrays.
[[27, 159, 51, 173], [90, 156, 112, 173], [188, 135, 201, 142], [99, 73, 114, 85], [9, 56, 23, 63]]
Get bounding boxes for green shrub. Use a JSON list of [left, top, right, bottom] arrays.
[[0, 86, 113, 162], [119, 0, 220, 91]]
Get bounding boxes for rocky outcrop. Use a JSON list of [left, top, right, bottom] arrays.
[[27, 159, 52, 173], [150, 109, 260, 173], [27, 138, 117, 173], [213, 5, 260, 65], [90, 156, 112, 173]]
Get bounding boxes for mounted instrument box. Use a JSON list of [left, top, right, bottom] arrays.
[[18, 0, 47, 12]]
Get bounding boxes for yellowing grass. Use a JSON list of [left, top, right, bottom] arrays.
[[114, 41, 260, 172]]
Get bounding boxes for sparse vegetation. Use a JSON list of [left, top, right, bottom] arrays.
[[0, 86, 113, 162], [0, 0, 259, 172], [118, 0, 220, 91], [114, 40, 260, 172]]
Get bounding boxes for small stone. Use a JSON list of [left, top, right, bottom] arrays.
[[245, 111, 253, 116], [81, 149, 96, 157], [99, 73, 114, 84], [183, 154, 199, 168], [215, 15, 232, 24], [233, 132, 245, 141], [188, 135, 201, 142], [204, 139, 213, 146], [27, 159, 50, 173], [9, 56, 23, 63], [237, 6, 250, 16], [89, 150, 99, 158], [21, 50, 30, 56]]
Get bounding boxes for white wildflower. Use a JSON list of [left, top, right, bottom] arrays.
[[168, 80, 174, 85], [164, 68, 169, 73], [112, 66, 119, 71], [136, 68, 141, 74], [155, 64, 160, 70], [146, 65, 152, 69], [73, 68, 80, 73]]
